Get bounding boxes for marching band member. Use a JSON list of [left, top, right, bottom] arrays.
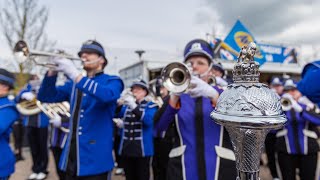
[[265, 77, 283, 180], [154, 39, 236, 180], [12, 116, 24, 162], [17, 75, 49, 180], [297, 60, 320, 107], [276, 79, 320, 180], [211, 62, 228, 88], [114, 79, 158, 180], [152, 77, 174, 180], [38, 40, 124, 179], [0, 69, 19, 180], [50, 112, 70, 180]]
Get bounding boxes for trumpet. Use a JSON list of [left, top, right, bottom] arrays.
[[36, 101, 71, 119], [280, 98, 292, 111], [208, 75, 217, 86], [161, 62, 218, 93], [161, 62, 191, 93], [13, 40, 81, 69]]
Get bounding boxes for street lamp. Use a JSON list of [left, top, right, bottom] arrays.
[[135, 50, 145, 61]]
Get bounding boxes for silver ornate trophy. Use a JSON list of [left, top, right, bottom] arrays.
[[210, 42, 287, 180]]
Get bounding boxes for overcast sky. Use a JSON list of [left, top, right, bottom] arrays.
[[0, 0, 319, 74]]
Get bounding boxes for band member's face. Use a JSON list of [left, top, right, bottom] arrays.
[[0, 83, 9, 94], [132, 86, 147, 101], [211, 69, 223, 77], [186, 56, 210, 75], [270, 85, 284, 95], [287, 89, 302, 101], [81, 52, 104, 71]]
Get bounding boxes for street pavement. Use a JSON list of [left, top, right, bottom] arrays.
[[10, 147, 272, 180]]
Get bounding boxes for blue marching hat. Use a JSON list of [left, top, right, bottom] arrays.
[[78, 40, 108, 65], [283, 79, 297, 91], [0, 68, 15, 89], [212, 63, 225, 77], [131, 79, 149, 95], [183, 39, 213, 63], [270, 77, 283, 86]]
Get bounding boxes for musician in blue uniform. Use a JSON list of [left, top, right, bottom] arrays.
[[154, 39, 236, 180], [17, 75, 49, 180], [114, 79, 158, 180], [50, 114, 69, 180], [211, 62, 228, 88], [38, 40, 124, 179], [265, 77, 283, 180], [276, 79, 320, 180], [152, 77, 174, 180], [0, 68, 19, 180], [297, 60, 320, 107]]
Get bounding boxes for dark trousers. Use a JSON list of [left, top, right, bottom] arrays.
[[153, 138, 171, 180], [13, 122, 24, 155], [65, 172, 110, 180], [123, 156, 151, 180], [278, 152, 318, 180], [51, 147, 66, 180], [113, 134, 124, 168], [27, 127, 49, 173], [265, 133, 278, 178]]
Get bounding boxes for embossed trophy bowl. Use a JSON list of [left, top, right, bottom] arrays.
[[210, 43, 286, 180]]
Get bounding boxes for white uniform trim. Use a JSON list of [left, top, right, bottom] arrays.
[[214, 126, 224, 180], [175, 114, 186, 180], [83, 79, 90, 88], [88, 81, 94, 91], [304, 122, 309, 155], [93, 83, 98, 94]]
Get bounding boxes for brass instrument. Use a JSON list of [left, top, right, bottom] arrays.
[[13, 40, 81, 69], [161, 62, 191, 93], [16, 98, 42, 116], [161, 62, 218, 93], [36, 101, 70, 119], [280, 98, 292, 111], [208, 75, 217, 86], [16, 95, 71, 133], [36, 101, 70, 133]]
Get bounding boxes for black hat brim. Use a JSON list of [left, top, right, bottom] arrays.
[[78, 49, 108, 64]]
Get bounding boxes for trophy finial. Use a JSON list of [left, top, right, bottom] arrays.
[[233, 42, 260, 83]]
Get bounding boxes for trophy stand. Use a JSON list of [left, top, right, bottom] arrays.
[[211, 42, 287, 180]]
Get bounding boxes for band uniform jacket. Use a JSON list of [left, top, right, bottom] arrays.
[[0, 97, 19, 177], [154, 93, 236, 180], [116, 99, 158, 157], [38, 73, 124, 176], [276, 103, 320, 154]]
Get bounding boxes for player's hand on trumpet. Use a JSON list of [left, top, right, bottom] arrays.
[[188, 76, 219, 99], [52, 57, 82, 81], [50, 114, 62, 128]]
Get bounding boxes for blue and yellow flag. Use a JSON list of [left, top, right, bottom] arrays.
[[223, 20, 266, 65]]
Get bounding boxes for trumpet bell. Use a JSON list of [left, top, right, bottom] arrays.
[[14, 40, 29, 56], [208, 76, 217, 86], [281, 98, 292, 111], [13, 40, 81, 69], [16, 99, 42, 116], [161, 62, 191, 93]]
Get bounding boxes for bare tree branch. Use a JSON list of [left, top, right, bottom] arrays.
[[0, 0, 55, 90]]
